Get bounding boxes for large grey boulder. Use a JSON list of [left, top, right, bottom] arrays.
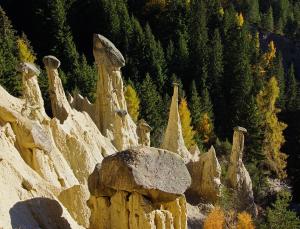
[[88, 146, 191, 202]]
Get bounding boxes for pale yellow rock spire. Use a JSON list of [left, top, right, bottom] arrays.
[[161, 83, 191, 163]]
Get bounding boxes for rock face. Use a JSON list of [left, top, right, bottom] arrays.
[[88, 146, 191, 229], [186, 146, 221, 203], [161, 83, 191, 163], [69, 34, 139, 151], [0, 56, 117, 228], [227, 127, 257, 216]]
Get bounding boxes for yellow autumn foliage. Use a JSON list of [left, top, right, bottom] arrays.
[[17, 38, 36, 63], [196, 112, 213, 144], [179, 98, 196, 149], [125, 84, 140, 123], [204, 207, 225, 229], [236, 13, 244, 27], [237, 212, 255, 229], [257, 77, 287, 178]]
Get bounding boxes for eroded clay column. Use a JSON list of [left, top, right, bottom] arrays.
[[43, 55, 71, 123], [18, 62, 47, 121], [137, 119, 152, 146], [227, 126, 247, 188], [93, 34, 139, 151], [161, 83, 190, 163]]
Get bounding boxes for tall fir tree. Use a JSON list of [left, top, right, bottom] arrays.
[[143, 24, 167, 90], [262, 6, 274, 32], [285, 64, 299, 112], [208, 28, 224, 135], [188, 0, 209, 88], [139, 73, 166, 146], [48, 0, 81, 93]]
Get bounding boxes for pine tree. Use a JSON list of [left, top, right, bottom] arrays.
[[125, 84, 140, 122], [125, 16, 145, 83], [265, 192, 300, 229], [285, 64, 298, 112], [0, 6, 20, 96], [179, 98, 196, 149], [224, 16, 254, 137], [76, 55, 97, 101], [257, 77, 288, 179], [189, 0, 208, 88], [272, 52, 286, 110], [262, 7, 274, 32], [48, 0, 81, 93], [189, 81, 202, 126], [139, 73, 166, 146], [208, 29, 224, 134], [143, 24, 167, 89], [244, 0, 261, 25]]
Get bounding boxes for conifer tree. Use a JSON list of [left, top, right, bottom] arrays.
[[125, 16, 145, 83], [76, 55, 97, 101], [189, 0, 208, 88], [272, 52, 286, 110], [208, 29, 224, 134], [139, 73, 166, 146], [0, 6, 20, 95], [285, 64, 298, 112], [257, 77, 288, 179], [48, 0, 82, 93], [189, 81, 202, 126], [247, 0, 261, 24], [125, 84, 140, 122], [262, 7, 274, 32], [143, 24, 167, 89], [179, 98, 196, 149]]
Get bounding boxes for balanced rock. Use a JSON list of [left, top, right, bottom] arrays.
[[227, 127, 257, 216], [89, 146, 191, 202], [186, 146, 221, 203], [88, 146, 190, 229]]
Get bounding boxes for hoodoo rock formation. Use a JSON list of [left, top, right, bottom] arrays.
[[161, 83, 191, 163], [227, 127, 257, 216], [0, 33, 257, 228], [87, 147, 190, 229], [69, 34, 139, 151]]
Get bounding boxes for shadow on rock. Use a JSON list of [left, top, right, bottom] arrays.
[[9, 197, 71, 229]]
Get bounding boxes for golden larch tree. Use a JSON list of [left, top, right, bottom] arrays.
[[196, 113, 214, 144], [125, 84, 140, 123], [179, 98, 196, 149], [204, 207, 225, 229], [237, 212, 255, 229], [257, 77, 287, 178], [17, 37, 36, 63], [236, 13, 244, 27]]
